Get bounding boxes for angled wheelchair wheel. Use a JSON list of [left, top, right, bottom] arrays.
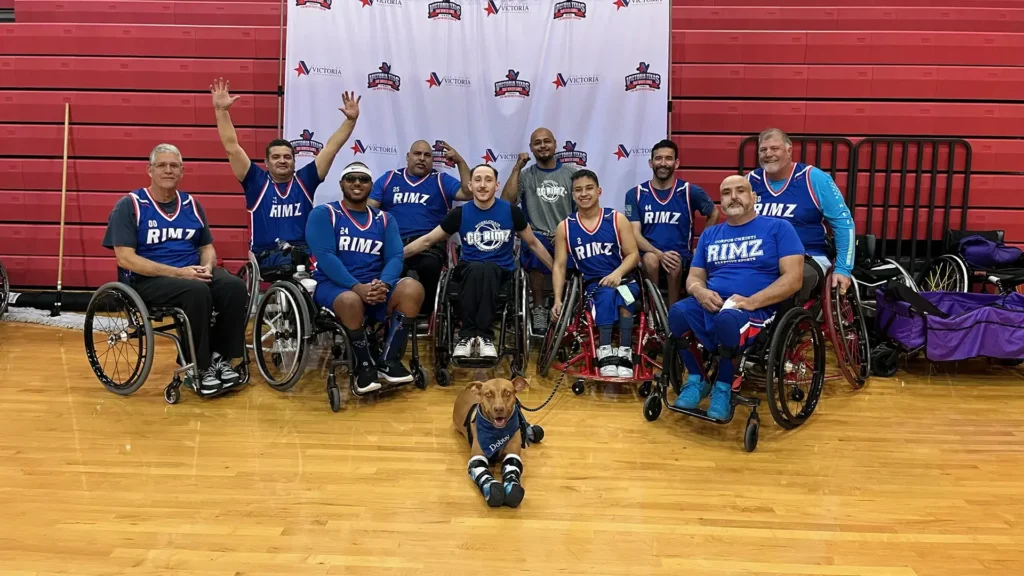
[[433, 267, 453, 382], [237, 256, 260, 320], [919, 254, 969, 293], [0, 258, 8, 318], [765, 307, 825, 430], [537, 274, 580, 377], [512, 267, 531, 374], [824, 278, 872, 389], [254, 281, 312, 391], [643, 278, 670, 339], [84, 282, 155, 396]]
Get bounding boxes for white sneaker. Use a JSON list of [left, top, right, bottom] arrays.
[[597, 345, 618, 377], [453, 338, 473, 358], [616, 346, 634, 378], [478, 337, 498, 359]]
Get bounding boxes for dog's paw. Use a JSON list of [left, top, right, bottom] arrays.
[[503, 482, 525, 508], [484, 481, 505, 508]]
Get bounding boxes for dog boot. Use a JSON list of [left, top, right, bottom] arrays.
[[468, 455, 505, 507], [673, 373, 710, 410], [502, 454, 525, 508], [706, 381, 733, 421]]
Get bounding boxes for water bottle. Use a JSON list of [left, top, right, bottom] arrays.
[[293, 265, 317, 294]]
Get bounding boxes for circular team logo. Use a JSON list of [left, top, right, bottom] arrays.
[[536, 180, 567, 203], [465, 220, 511, 252]]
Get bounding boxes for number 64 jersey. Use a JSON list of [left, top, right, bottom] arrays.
[[691, 215, 805, 303]]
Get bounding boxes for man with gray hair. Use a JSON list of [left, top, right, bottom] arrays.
[[101, 144, 249, 398]]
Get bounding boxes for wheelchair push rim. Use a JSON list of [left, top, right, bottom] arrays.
[[538, 274, 580, 377], [84, 282, 155, 396], [822, 276, 872, 389], [766, 307, 825, 430], [254, 281, 312, 392], [919, 254, 969, 293]]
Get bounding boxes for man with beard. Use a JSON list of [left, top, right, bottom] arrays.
[[211, 78, 360, 271], [746, 128, 855, 300], [306, 162, 425, 394], [368, 140, 473, 317], [501, 127, 578, 335], [404, 164, 553, 360], [550, 170, 641, 378], [624, 139, 719, 306], [667, 176, 804, 420]]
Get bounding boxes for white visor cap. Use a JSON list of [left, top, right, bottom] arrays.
[[340, 163, 373, 179]]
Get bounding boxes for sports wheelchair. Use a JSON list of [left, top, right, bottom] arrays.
[[248, 264, 428, 412], [0, 258, 9, 319], [84, 277, 250, 404], [536, 267, 671, 397], [432, 240, 530, 385], [919, 230, 1024, 295]]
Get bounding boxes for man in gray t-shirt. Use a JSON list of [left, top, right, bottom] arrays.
[[501, 127, 579, 334]]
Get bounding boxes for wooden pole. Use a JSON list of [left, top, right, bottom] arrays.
[[50, 102, 69, 317]]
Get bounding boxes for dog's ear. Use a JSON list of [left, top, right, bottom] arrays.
[[467, 380, 484, 392], [512, 376, 529, 393]]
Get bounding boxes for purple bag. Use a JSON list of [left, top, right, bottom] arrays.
[[958, 235, 1023, 268]]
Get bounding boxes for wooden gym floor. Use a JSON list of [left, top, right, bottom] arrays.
[[2, 321, 1023, 575]]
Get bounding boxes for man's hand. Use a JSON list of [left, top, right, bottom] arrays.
[[365, 279, 389, 304], [515, 152, 530, 167], [352, 283, 376, 304], [439, 140, 463, 165], [551, 300, 562, 322], [599, 271, 623, 288], [660, 250, 682, 273], [340, 90, 361, 121], [832, 272, 852, 295], [178, 265, 213, 282], [692, 285, 724, 313], [728, 295, 756, 311], [210, 77, 240, 111]]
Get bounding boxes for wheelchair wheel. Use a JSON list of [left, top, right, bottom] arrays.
[[433, 268, 453, 382], [919, 254, 968, 292], [254, 281, 312, 391], [643, 278, 670, 339], [537, 274, 580, 377], [0, 258, 9, 318], [84, 282, 155, 396], [237, 257, 260, 320], [512, 267, 531, 374], [765, 307, 825, 430], [824, 278, 871, 389]]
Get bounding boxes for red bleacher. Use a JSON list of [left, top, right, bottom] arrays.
[[0, 24, 279, 58], [0, 92, 277, 126], [12, 1, 281, 27], [672, 7, 1024, 33]]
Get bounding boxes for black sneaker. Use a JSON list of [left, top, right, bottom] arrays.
[[378, 360, 414, 384], [354, 363, 382, 394]]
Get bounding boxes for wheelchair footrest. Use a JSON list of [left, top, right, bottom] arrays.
[[449, 356, 505, 369]]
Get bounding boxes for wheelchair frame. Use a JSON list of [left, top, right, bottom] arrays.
[[84, 281, 250, 404], [536, 268, 671, 397], [919, 229, 1024, 296], [0, 258, 8, 319]]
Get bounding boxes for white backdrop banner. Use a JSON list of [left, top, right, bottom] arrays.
[[284, 0, 669, 212]]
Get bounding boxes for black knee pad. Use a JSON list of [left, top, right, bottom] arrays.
[[717, 344, 738, 360]]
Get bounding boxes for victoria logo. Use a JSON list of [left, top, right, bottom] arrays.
[[351, 139, 399, 156], [294, 60, 343, 78], [356, 0, 402, 6], [552, 72, 599, 89], [481, 149, 521, 163], [614, 0, 662, 8], [427, 0, 461, 19], [485, 0, 531, 16], [613, 143, 653, 160], [432, 140, 456, 167], [368, 62, 401, 91], [494, 69, 531, 98], [624, 62, 661, 92], [554, 141, 588, 166], [553, 0, 585, 19], [426, 71, 472, 88], [295, 0, 331, 9], [291, 130, 324, 157]]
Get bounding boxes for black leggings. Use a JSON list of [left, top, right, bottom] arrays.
[[402, 242, 445, 315], [131, 267, 248, 370], [455, 261, 513, 340]]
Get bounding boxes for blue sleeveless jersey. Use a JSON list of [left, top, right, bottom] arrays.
[[245, 163, 317, 254], [125, 188, 204, 279], [564, 208, 624, 281], [459, 199, 517, 270], [625, 179, 697, 256], [370, 168, 459, 240], [310, 202, 389, 285], [747, 162, 827, 256]]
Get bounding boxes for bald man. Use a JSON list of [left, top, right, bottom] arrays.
[[667, 175, 804, 420], [501, 127, 579, 334], [369, 139, 472, 315]]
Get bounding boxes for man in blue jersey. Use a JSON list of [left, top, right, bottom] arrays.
[[551, 170, 642, 378], [306, 161, 425, 394], [102, 144, 249, 397], [404, 164, 552, 360], [625, 139, 720, 306], [211, 77, 360, 271], [368, 140, 473, 316], [669, 175, 804, 420], [747, 128, 855, 300], [501, 127, 579, 335]]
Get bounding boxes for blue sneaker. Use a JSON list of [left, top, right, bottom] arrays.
[[673, 374, 710, 410], [706, 381, 732, 420]]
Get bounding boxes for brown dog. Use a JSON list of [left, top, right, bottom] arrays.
[[453, 375, 543, 508]]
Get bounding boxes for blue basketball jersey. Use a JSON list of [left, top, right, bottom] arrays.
[[370, 168, 460, 240], [459, 199, 517, 270], [747, 162, 827, 256], [311, 202, 389, 285], [624, 179, 698, 256], [565, 208, 624, 281], [126, 188, 204, 277], [245, 162, 318, 254]]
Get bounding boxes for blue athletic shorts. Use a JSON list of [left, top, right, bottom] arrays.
[[312, 277, 408, 323], [584, 281, 640, 327], [521, 234, 574, 274]]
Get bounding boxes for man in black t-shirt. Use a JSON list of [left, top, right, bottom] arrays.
[[101, 144, 248, 397]]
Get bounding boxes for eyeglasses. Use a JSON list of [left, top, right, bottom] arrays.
[[342, 175, 371, 184]]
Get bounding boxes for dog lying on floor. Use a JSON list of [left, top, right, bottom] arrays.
[[453, 375, 544, 508]]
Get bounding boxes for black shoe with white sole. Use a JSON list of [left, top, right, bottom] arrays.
[[354, 365, 382, 394], [378, 360, 414, 384]]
